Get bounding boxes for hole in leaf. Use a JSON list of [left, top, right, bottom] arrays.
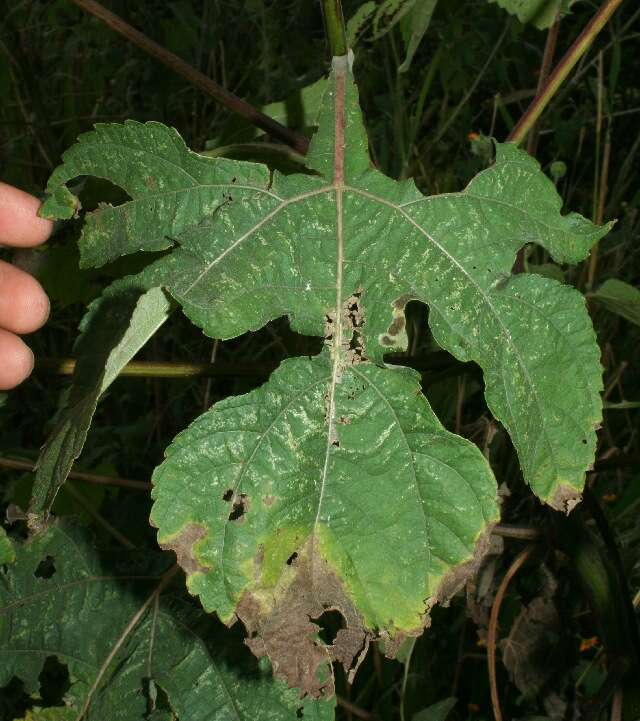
[[228, 493, 248, 522], [38, 656, 70, 706], [222, 489, 234, 502], [296, 708, 304, 719], [286, 552, 298, 566], [143, 676, 172, 716], [313, 609, 344, 645], [331, 440, 340, 448], [34, 556, 56, 579], [0, 677, 31, 719]]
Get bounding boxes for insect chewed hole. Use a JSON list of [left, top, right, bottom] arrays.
[[0, 677, 30, 717], [34, 555, 56, 579], [38, 656, 70, 706], [313, 609, 344, 646], [331, 440, 340, 448], [296, 708, 304, 719], [286, 552, 298, 566], [228, 493, 249, 522], [222, 489, 234, 502]]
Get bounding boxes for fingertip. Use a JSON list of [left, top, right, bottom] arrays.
[[0, 261, 51, 334], [0, 330, 35, 390], [0, 181, 53, 248]]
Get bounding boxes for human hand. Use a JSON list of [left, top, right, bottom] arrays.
[[0, 182, 52, 390]]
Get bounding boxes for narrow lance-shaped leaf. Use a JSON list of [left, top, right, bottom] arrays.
[[0, 523, 333, 721], [398, 0, 439, 73], [29, 264, 172, 523], [41, 56, 609, 695]]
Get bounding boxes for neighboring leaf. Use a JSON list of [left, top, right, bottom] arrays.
[[412, 697, 457, 721], [347, 0, 418, 44], [0, 526, 15, 565], [590, 278, 640, 326], [0, 522, 334, 721], [42, 56, 609, 695], [488, 0, 578, 30], [398, 0, 439, 73], [263, 78, 328, 130], [371, 0, 415, 39], [500, 570, 564, 698], [15, 708, 76, 721], [526, 262, 565, 283], [346, 1, 376, 45], [29, 266, 172, 522]]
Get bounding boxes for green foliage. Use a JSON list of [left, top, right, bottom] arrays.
[[488, 0, 578, 30], [412, 698, 457, 721], [30, 276, 172, 519], [347, 0, 438, 72], [0, 526, 16, 565], [3, 2, 639, 719], [36, 55, 609, 696], [0, 522, 333, 720], [591, 278, 640, 326]]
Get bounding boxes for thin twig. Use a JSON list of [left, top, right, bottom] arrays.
[[202, 339, 220, 411], [69, 0, 309, 154], [491, 524, 542, 541], [0, 456, 151, 491], [527, 16, 561, 156], [587, 62, 612, 289], [64, 482, 136, 549], [36, 357, 267, 379], [508, 0, 624, 146], [432, 22, 509, 147], [487, 546, 536, 721], [34, 352, 473, 380]]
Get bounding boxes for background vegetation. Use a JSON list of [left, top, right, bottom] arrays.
[[1, 1, 639, 719]]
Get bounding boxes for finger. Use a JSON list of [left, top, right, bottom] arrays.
[[0, 328, 34, 390], [0, 260, 50, 334], [0, 181, 53, 248]]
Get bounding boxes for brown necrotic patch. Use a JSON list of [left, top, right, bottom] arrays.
[[236, 542, 368, 698], [550, 484, 582, 514], [232, 522, 499, 696], [379, 293, 416, 350], [158, 523, 211, 575]]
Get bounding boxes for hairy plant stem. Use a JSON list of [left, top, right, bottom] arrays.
[[508, 0, 624, 146], [321, 0, 348, 56], [69, 0, 309, 154]]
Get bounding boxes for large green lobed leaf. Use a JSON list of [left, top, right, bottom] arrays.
[[40, 55, 609, 695]]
